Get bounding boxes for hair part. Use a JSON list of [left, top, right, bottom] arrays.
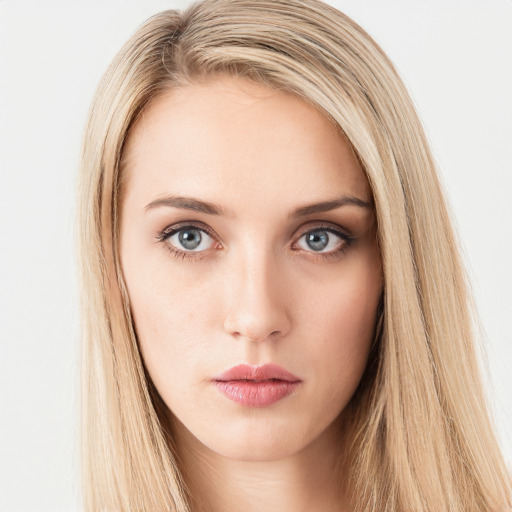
[[76, 1, 511, 510]]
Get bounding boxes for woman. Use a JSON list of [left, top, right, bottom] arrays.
[[76, 0, 512, 510]]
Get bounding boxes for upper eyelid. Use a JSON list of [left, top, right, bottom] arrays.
[[300, 223, 350, 236], [160, 221, 216, 239], [160, 220, 349, 236]]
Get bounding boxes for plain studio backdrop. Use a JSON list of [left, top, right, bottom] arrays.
[[0, 1, 511, 510]]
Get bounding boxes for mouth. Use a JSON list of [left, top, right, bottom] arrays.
[[211, 364, 302, 407]]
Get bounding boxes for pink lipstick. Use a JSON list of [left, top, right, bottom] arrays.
[[212, 364, 301, 407]]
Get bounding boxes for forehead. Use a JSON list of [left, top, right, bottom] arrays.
[[121, 75, 371, 210]]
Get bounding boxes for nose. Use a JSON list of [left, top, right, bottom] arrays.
[[223, 248, 292, 343]]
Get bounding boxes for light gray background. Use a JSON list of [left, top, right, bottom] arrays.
[[0, 1, 510, 510]]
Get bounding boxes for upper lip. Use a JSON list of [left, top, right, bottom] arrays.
[[213, 364, 301, 382]]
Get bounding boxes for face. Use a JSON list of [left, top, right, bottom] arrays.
[[119, 75, 382, 461]]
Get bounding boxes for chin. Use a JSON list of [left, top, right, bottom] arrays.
[[171, 408, 310, 461], [203, 430, 303, 462]]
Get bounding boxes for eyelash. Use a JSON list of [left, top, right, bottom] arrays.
[[155, 222, 355, 262]]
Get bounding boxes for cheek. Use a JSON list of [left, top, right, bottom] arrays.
[[120, 246, 219, 391], [300, 256, 381, 394], [311, 293, 375, 390]]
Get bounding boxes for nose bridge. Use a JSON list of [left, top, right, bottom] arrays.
[[223, 240, 291, 342]]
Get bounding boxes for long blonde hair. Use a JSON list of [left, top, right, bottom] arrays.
[[76, 0, 511, 510]]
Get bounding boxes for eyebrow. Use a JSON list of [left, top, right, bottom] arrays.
[[144, 194, 372, 217], [145, 195, 226, 216], [290, 195, 372, 218]]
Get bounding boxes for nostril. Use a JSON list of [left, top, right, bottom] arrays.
[[240, 330, 281, 343]]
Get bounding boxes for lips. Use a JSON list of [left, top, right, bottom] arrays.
[[212, 364, 302, 407], [213, 363, 301, 383]]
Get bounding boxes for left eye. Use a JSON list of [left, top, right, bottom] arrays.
[[166, 227, 215, 252], [296, 229, 345, 253]]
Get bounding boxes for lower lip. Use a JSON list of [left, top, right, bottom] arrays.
[[213, 380, 300, 407]]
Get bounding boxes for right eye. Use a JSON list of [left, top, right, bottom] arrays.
[[163, 226, 216, 253]]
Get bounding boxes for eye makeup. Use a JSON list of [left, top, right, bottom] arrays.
[[154, 220, 356, 262], [154, 221, 219, 261]]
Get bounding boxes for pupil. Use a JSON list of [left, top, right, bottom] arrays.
[[307, 231, 329, 251], [179, 229, 201, 250]]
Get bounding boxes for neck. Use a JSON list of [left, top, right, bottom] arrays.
[[171, 413, 354, 512]]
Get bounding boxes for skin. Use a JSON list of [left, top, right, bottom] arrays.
[[119, 74, 382, 512]]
